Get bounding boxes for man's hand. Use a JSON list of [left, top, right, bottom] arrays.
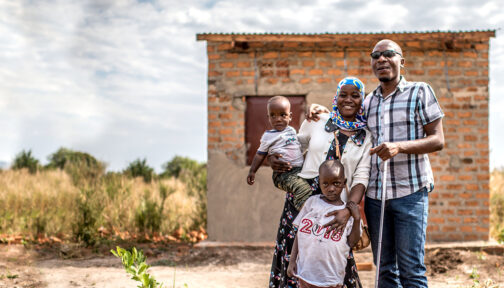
[[370, 142, 401, 161], [306, 103, 330, 122], [268, 153, 292, 172], [247, 173, 255, 185], [323, 208, 351, 232]]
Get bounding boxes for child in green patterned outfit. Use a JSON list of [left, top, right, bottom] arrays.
[[246, 96, 312, 210]]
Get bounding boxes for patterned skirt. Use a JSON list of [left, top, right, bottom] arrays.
[[268, 179, 362, 288]]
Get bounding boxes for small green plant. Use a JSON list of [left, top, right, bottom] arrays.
[[124, 158, 155, 183], [497, 228, 504, 244], [12, 149, 39, 174], [111, 246, 163, 288], [470, 267, 480, 287]]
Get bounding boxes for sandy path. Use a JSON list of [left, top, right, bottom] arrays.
[[1, 243, 503, 287]]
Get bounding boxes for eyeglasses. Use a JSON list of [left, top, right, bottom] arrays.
[[370, 50, 402, 59]]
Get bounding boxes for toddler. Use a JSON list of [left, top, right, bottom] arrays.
[[246, 96, 312, 210], [287, 160, 361, 288]]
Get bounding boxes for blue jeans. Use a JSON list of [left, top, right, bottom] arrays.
[[364, 187, 429, 288]]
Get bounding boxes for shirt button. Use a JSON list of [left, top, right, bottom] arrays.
[[324, 152, 327, 154]]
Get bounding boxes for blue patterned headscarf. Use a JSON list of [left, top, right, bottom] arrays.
[[330, 77, 367, 131]]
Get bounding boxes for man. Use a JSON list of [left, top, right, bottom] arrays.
[[364, 39, 445, 287]]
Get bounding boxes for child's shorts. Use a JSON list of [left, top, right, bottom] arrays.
[[272, 167, 312, 211], [298, 278, 343, 288]]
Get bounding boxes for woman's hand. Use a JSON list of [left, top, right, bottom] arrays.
[[306, 103, 330, 122], [323, 207, 351, 232], [268, 153, 292, 172], [346, 201, 361, 221]]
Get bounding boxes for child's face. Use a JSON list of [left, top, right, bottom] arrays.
[[267, 100, 291, 131], [319, 166, 346, 202]]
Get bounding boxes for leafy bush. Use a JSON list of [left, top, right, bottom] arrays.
[[161, 156, 207, 228], [74, 189, 103, 246], [124, 158, 155, 183], [161, 156, 201, 178], [12, 150, 39, 174], [47, 148, 105, 186], [135, 185, 174, 234]]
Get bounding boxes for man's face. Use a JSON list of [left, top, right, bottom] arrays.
[[371, 42, 404, 83]]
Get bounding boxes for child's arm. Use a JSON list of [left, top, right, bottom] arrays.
[[346, 201, 362, 248], [287, 235, 299, 277], [247, 153, 267, 185]]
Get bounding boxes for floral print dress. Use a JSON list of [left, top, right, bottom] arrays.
[[269, 119, 365, 288]]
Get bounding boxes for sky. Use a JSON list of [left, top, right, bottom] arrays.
[[0, 0, 503, 172]]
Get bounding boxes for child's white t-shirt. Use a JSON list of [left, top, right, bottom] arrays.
[[292, 195, 359, 287], [257, 126, 304, 167]]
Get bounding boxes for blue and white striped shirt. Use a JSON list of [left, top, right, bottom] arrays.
[[364, 77, 444, 200]]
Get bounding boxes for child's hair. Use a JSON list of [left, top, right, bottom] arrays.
[[267, 95, 290, 108], [318, 159, 345, 176]]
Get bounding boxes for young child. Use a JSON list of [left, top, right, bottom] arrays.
[[287, 160, 361, 288], [246, 95, 312, 210]]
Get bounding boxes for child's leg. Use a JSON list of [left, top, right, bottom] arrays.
[[272, 167, 313, 210]]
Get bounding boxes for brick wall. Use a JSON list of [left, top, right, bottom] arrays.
[[198, 31, 495, 242]]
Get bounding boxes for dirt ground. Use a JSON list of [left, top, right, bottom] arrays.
[[0, 242, 503, 288]]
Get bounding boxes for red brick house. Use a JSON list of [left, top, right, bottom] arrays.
[[197, 30, 495, 242]]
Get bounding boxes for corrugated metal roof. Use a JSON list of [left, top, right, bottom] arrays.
[[197, 29, 496, 36]]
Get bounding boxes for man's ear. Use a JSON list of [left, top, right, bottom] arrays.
[[289, 112, 293, 119], [400, 58, 405, 68]]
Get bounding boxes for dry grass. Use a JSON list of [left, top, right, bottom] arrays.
[[0, 168, 201, 240], [490, 168, 504, 241]]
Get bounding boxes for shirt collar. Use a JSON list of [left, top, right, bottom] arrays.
[[374, 76, 407, 98], [324, 118, 367, 146]]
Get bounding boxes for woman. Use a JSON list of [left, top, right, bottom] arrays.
[[269, 77, 372, 288]]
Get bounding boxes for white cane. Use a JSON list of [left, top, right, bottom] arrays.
[[374, 159, 389, 288]]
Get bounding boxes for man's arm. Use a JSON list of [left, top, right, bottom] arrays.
[[306, 103, 330, 122], [370, 118, 444, 161]]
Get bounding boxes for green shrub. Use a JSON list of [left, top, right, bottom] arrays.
[[12, 150, 39, 174], [161, 156, 207, 229], [161, 156, 201, 178], [124, 158, 155, 183], [47, 148, 105, 187], [74, 189, 103, 246], [135, 185, 174, 234]]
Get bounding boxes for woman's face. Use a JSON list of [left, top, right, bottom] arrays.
[[337, 84, 362, 121]]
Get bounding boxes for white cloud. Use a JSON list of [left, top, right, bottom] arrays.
[[0, 0, 503, 170]]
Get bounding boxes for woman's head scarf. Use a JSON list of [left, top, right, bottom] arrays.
[[330, 77, 367, 131]]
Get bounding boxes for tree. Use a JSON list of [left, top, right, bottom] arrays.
[[12, 149, 39, 174], [124, 158, 155, 183]]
